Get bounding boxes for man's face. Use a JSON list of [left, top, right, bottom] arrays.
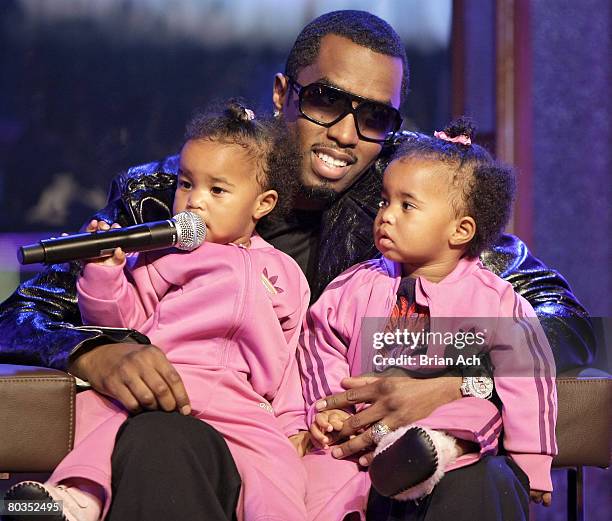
[[275, 34, 403, 196]]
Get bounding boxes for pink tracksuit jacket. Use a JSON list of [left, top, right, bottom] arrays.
[[53, 236, 310, 521], [299, 256, 557, 521]]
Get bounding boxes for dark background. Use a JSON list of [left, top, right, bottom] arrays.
[[0, 0, 450, 233]]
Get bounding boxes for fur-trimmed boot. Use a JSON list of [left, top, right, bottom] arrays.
[[369, 425, 459, 500]]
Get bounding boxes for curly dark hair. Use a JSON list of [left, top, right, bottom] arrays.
[[285, 10, 409, 105], [184, 99, 300, 221], [391, 117, 516, 258]]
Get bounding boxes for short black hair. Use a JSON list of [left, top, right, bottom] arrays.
[[391, 117, 516, 258], [185, 100, 300, 220], [285, 10, 409, 105]]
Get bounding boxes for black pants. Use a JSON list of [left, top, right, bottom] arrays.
[[106, 411, 241, 521], [366, 456, 530, 521], [106, 414, 527, 521]]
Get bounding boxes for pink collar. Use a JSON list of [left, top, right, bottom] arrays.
[[382, 256, 483, 305]]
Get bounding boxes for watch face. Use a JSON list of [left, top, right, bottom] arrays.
[[466, 376, 494, 398], [474, 377, 493, 393]]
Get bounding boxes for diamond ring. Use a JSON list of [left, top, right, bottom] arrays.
[[371, 421, 393, 445]]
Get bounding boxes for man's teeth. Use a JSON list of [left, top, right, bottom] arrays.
[[316, 152, 348, 168]]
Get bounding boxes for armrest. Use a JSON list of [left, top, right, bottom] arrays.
[[0, 366, 608, 472], [553, 369, 611, 468], [0, 364, 76, 473]]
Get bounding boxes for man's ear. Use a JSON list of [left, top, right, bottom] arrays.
[[273, 73, 289, 113], [253, 190, 278, 220], [450, 215, 476, 248]]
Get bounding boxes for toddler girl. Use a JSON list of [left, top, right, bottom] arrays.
[[7, 102, 310, 521], [299, 118, 557, 521]]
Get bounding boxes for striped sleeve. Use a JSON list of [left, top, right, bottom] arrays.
[[297, 267, 360, 426], [491, 288, 558, 492]]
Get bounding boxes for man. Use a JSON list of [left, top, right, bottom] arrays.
[[0, 10, 595, 521]]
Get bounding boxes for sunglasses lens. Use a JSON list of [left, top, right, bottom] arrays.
[[355, 102, 400, 141], [300, 84, 349, 124], [297, 81, 401, 142]]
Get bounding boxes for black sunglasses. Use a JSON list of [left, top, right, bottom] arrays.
[[287, 77, 402, 143]]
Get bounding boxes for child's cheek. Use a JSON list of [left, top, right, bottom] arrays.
[[172, 191, 183, 214]]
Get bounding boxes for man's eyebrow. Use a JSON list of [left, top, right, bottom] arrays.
[[317, 76, 394, 106]]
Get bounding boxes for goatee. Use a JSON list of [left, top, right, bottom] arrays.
[[297, 184, 339, 207]]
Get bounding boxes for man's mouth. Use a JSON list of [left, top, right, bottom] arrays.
[[316, 151, 349, 168], [310, 147, 355, 181]]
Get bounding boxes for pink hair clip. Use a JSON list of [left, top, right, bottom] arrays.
[[244, 108, 256, 121], [434, 130, 471, 146]]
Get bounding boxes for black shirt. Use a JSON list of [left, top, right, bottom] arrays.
[[257, 210, 323, 289]]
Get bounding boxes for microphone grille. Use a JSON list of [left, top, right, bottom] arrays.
[[173, 211, 206, 250]]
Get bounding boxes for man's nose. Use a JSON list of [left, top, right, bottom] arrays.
[[326, 112, 359, 147]]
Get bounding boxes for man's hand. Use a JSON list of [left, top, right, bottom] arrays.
[[315, 375, 461, 464], [309, 409, 352, 449], [69, 342, 191, 415], [530, 490, 552, 507]]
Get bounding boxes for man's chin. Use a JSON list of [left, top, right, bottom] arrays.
[[297, 183, 339, 206]]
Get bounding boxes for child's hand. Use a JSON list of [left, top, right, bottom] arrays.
[[288, 431, 311, 457], [530, 490, 552, 507], [310, 409, 352, 449], [83, 219, 125, 266]]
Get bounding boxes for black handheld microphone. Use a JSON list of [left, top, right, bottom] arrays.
[[17, 211, 206, 265]]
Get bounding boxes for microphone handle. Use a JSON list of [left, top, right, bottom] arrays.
[[18, 220, 177, 264]]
